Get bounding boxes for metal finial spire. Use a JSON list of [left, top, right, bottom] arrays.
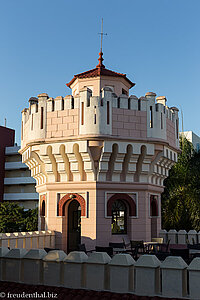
[[100, 18, 107, 52], [96, 18, 107, 68]]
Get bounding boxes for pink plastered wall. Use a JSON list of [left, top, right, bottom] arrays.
[[81, 189, 97, 250], [46, 109, 79, 138], [44, 187, 162, 250], [166, 118, 176, 148], [94, 189, 159, 246], [96, 189, 112, 246], [112, 108, 147, 139]]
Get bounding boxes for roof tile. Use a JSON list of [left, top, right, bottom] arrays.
[[67, 67, 135, 88]]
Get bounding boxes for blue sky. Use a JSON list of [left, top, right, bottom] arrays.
[[0, 0, 199, 144]]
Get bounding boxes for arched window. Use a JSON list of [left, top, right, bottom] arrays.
[[111, 200, 127, 234], [150, 195, 158, 217]]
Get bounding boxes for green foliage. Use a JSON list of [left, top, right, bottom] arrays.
[[0, 202, 38, 233], [25, 207, 38, 231], [162, 137, 200, 231]]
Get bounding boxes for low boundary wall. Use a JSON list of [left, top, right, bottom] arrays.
[[1, 248, 200, 299], [0, 231, 55, 250], [159, 229, 200, 244]]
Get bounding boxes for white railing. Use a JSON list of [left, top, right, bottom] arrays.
[[0, 249, 200, 299], [0, 230, 55, 249]]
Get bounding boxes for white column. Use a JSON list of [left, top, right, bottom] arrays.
[[1, 234, 8, 248], [63, 251, 88, 289], [5, 233, 16, 249], [168, 229, 177, 244], [22, 249, 47, 285], [109, 254, 135, 293], [38, 231, 46, 249], [159, 229, 167, 243], [0, 247, 10, 281], [3, 248, 28, 282], [26, 232, 35, 249], [85, 252, 111, 291], [188, 257, 200, 299], [13, 233, 23, 248], [177, 230, 187, 244], [188, 230, 197, 244], [49, 231, 55, 248], [161, 256, 188, 298], [43, 250, 67, 286], [135, 255, 161, 296]]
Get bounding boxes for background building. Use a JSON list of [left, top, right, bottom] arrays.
[[3, 144, 38, 209], [0, 125, 38, 209], [0, 126, 15, 202], [20, 52, 180, 252], [180, 131, 200, 151]]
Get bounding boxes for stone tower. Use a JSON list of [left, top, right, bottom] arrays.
[[20, 52, 179, 251]]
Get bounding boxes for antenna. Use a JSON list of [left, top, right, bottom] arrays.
[[98, 18, 107, 53], [4, 118, 7, 127], [96, 18, 107, 68]]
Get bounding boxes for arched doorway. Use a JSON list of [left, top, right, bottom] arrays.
[[67, 200, 81, 252], [41, 200, 45, 216], [58, 193, 86, 251]]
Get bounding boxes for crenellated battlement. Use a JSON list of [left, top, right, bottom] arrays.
[[22, 88, 178, 121], [21, 87, 179, 150]]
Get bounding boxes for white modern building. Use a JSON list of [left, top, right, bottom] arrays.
[[180, 131, 200, 151], [3, 144, 39, 209]]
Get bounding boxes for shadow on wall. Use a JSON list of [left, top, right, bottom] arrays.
[[53, 230, 97, 253], [81, 236, 97, 251]]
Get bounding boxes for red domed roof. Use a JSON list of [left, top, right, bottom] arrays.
[[66, 52, 135, 89]]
